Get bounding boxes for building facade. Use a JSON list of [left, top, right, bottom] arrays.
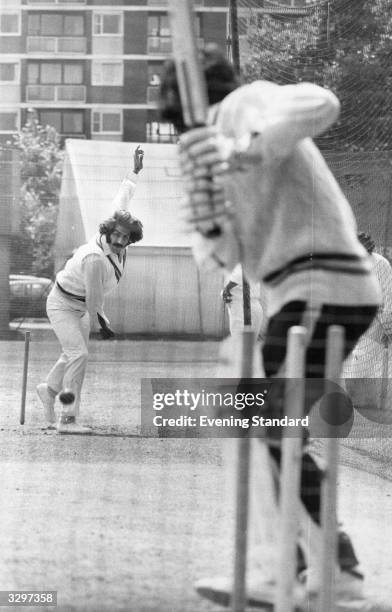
[[0, 0, 228, 144]]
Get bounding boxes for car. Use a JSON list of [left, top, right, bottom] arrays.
[[9, 274, 53, 320]]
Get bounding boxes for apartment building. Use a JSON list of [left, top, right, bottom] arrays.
[[0, 0, 228, 144]]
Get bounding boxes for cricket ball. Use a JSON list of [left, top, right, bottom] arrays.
[[59, 389, 75, 405]]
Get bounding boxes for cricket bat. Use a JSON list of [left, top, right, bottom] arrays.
[[167, 0, 208, 128], [167, 0, 225, 239]]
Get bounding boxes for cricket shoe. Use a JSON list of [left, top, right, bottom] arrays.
[[56, 415, 92, 435], [194, 574, 304, 609], [298, 566, 365, 603], [36, 383, 56, 426]]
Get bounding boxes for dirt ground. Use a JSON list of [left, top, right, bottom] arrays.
[[0, 331, 391, 611]]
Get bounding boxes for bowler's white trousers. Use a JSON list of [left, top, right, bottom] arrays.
[[46, 285, 90, 416]]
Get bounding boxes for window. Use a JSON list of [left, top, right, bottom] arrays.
[[92, 110, 122, 134], [147, 64, 162, 103], [39, 110, 84, 135], [64, 15, 83, 36], [41, 64, 61, 83], [63, 111, 83, 133], [148, 15, 170, 38], [0, 111, 18, 132], [147, 15, 171, 54], [40, 14, 61, 35], [147, 14, 201, 54], [39, 111, 62, 132], [27, 63, 85, 102], [63, 64, 82, 84], [28, 13, 84, 36], [0, 62, 19, 83], [148, 14, 200, 37], [146, 120, 177, 143], [0, 12, 20, 35], [146, 0, 204, 4], [148, 65, 162, 86], [91, 61, 123, 86], [28, 62, 83, 84], [93, 13, 122, 36]]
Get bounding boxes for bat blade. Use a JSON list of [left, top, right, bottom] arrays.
[[167, 0, 208, 127]]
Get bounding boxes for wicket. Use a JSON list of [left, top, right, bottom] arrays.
[[276, 326, 307, 612], [318, 325, 345, 612], [232, 324, 345, 612], [19, 330, 31, 425]]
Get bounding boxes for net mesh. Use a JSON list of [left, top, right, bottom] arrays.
[[235, 0, 392, 409], [327, 156, 392, 409]]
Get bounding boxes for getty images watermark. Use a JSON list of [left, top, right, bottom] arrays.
[[140, 378, 392, 438], [152, 386, 309, 430]]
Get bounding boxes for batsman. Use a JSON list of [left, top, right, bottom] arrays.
[[160, 44, 381, 608]]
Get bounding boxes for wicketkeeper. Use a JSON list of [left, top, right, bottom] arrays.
[[36, 146, 144, 434], [159, 45, 381, 607]]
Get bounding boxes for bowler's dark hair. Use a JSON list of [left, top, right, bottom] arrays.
[[99, 210, 143, 245], [358, 231, 375, 254], [159, 44, 240, 133]]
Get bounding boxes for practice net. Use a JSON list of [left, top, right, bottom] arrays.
[[235, 0, 392, 410]]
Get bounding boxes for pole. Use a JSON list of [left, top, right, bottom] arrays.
[[275, 326, 306, 612], [20, 330, 31, 425], [229, 0, 241, 73]]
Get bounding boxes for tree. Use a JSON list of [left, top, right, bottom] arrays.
[[242, 2, 326, 86], [241, 0, 392, 152], [11, 114, 64, 277]]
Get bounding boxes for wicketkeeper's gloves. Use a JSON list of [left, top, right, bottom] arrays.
[[97, 313, 115, 340]]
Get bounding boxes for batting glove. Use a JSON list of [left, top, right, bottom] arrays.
[[179, 126, 234, 176], [179, 128, 234, 238]]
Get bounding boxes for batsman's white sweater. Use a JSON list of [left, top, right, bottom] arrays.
[[197, 81, 381, 315]]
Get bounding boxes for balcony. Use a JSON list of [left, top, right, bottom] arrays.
[[92, 37, 123, 56], [147, 36, 172, 55], [27, 37, 87, 54], [26, 85, 86, 103], [27, 0, 86, 4], [146, 0, 205, 5], [147, 36, 203, 56]]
